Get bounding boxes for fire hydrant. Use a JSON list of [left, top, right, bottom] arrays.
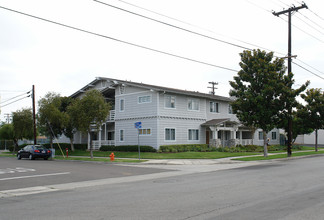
[[109, 152, 115, 161]]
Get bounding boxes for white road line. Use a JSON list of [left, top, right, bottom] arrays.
[[0, 172, 71, 181]]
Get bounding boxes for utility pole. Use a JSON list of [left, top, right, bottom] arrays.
[[32, 85, 37, 145], [273, 3, 308, 157], [208, 81, 218, 95]]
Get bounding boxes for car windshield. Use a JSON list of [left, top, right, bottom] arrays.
[[34, 146, 46, 150]]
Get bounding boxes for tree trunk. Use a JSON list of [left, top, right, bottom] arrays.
[[263, 132, 268, 157], [315, 129, 318, 152], [70, 138, 75, 152], [13, 139, 18, 155], [89, 132, 93, 159]]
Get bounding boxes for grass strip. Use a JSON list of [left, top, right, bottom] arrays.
[[233, 150, 324, 161], [53, 156, 146, 163]]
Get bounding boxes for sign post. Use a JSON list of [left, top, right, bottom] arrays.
[[134, 122, 142, 160]]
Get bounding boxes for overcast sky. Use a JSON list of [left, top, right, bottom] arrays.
[[1, 0, 323, 122]]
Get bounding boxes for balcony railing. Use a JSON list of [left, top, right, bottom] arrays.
[[107, 110, 115, 121], [92, 140, 115, 150]]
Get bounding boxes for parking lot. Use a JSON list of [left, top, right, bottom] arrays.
[[0, 157, 169, 191]]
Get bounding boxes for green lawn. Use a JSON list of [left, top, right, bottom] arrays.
[[56, 150, 261, 159], [233, 150, 324, 161], [1, 146, 321, 161]]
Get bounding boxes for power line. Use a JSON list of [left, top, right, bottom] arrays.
[[0, 5, 238, 72], [297, 11, 324, 31], [0, 91, 31, 105], [308, 8, 324, 22], [0, 96, 30, 108], [114, 0, 324, 81], [295, 13, 324, 36], [93, 0, 253, 51], [295, 58, 324, 76], [115, 0, 287, 56], [292, 61, 324, 80]]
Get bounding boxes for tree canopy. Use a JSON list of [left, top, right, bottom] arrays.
[[68, 89, 110, 158], [37, 92, 65, 148], [230, 49, 287, 156], [298, 88, 324, 151]]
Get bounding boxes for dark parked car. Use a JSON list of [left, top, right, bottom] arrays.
[[17, 145, 52, 160]]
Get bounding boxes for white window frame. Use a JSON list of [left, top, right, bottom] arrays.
[[188, 129, 199, 141], [139, 128, 152, 136], [188, 98, 199, 111], [210, 101, 219, 113], [138, 95, 151, 104], [165, 128, 176, 141], [258, 131, 263, 140], [120, 99, 125, 112], [164, 95, 176, 109], [119, 129, 124, 142], [272, 132, 277, 140]]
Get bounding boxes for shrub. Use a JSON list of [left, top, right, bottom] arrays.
[[100, 145, 156, 152], [159, 144, 210, 153], [42, 143, 88, 151]]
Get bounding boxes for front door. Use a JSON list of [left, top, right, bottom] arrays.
[[206, 131, 210, 145]]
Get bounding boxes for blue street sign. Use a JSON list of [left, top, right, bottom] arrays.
[[134, 122, 142, 129]]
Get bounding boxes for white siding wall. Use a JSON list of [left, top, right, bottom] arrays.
[[115, 118, 158, 149], [253, 129, 280, 145], [295, 130, 324, 145], [157, 118, 206, 147], [205, 100, 238, 122]]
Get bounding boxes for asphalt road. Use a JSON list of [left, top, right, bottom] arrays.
[[0, 157, 170, 191], [1, 155, 324, 219]]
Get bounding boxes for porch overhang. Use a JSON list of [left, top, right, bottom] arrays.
[[201, 118, 240, 128]]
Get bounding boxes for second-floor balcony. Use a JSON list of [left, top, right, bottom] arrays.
[[107, 110, 115, 122]]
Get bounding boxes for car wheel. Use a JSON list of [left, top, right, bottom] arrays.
[[44, 157, 48, 160], [29, 154, 34, 160], [17, 154, 21, 160]]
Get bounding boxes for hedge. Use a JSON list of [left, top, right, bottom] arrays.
[[42, 143, 88, 151], [100, 145, 156, 152], [159, 144, 214, 153]]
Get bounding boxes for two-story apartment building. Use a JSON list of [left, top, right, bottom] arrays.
[[70, 77, 280, 150]]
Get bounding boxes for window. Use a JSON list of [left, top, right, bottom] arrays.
[[120, 130, 124, 142], [165, 128, 175, 141], [210, 102, 219, 113], [165, 95, 176, 108], [188, 129, 199, 140], [258, 131, 263, 140], [120, 99, 125, 112], [138, 95, 151, 104], [139, 128, 151, 135], [272, 132, 277, 140], [228, 104, 233, 114], [188, 99, 199, 111]]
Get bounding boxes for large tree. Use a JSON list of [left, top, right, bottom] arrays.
[[275, 71, 309, 156], [0, 123, 16, 152], [38, 92, 65, 148], [58, 96, 76, 151], [298, 88, 324, 151], [12, 108, 34, 152], [68, 90, 110, 159], [229, 49, 287, 157]]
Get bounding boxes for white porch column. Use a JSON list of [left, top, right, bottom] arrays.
[[104, 123, 107, 141], [232, 129, 236, 139], [240, 131, 243, 144]]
